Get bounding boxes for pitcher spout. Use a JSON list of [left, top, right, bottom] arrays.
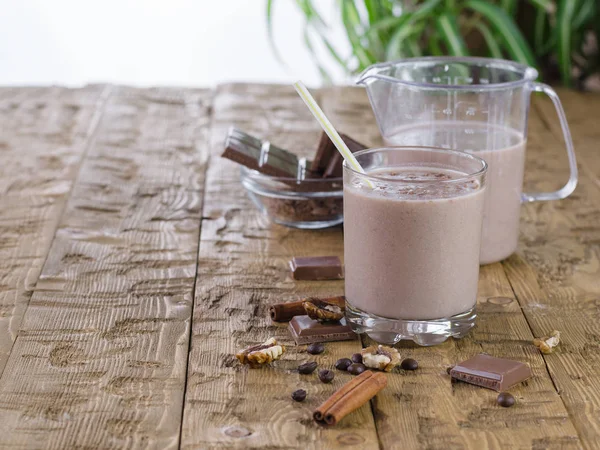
[[356, 63, 402, 87], [357, 65, 391, 86]]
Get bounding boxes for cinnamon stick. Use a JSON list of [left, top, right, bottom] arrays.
[[269, 296, 346, 322], [269, 301, 306, 322], [313, 370, 387, 426]]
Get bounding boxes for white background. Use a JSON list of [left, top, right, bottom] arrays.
[[0, 0, 351, 87]]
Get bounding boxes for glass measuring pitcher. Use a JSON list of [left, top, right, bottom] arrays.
[[357, 57, 577, 264]]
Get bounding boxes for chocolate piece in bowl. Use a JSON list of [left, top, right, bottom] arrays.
[[310, 131, 367, 178], [223, 127, 302, 178], [288, 316, 356, 345], [449, 354, 532, 391], [289, 256, 344, 281]]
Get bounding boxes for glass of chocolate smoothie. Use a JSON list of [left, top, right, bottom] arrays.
[[343, 147, 487, 345]]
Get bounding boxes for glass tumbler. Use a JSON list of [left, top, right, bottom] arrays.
[[344, 147, 487, 345]]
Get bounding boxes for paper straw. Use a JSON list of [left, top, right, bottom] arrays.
[[293, 81, 369, 180]]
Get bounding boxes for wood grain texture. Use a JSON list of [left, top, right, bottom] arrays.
[[181, 84, 380, 450], [0, 85, 108, 374], [0, 86, 212, 449], [502, 91, 600, 449], [326, 87, 580, 450]]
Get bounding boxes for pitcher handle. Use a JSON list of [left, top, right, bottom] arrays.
[[521, 82, 578, 203]]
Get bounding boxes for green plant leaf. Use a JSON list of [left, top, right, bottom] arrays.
[[466, 0, 537, 66], [303, 27, 333, 84], [295, 0, 327, 29], [266, 0, 287, 66], [501, 0, 517, 16], [383, 0, 443, 60], [428, 31, 445, 56], [475, 22, 504, 59], [366, 15, 412, 35], [341, 0, 375, 70], [527, 0, 556, 13], [407, 39, 423, 57], [573, 0, 596, 29], [322, 37, 349, 71], [436, 13, 468, 56], [364, 0, 384, 24], [534, 7, 549, 56], [364, 0, 393, 45], [385, 14, 418, 60], [556, 0, 578, 86], [412, 0, 444, 21]]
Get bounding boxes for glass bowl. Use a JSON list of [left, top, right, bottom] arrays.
[[240, 166, 343, 229]]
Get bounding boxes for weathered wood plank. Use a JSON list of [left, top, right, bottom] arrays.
[[0, 85, 108, 374], [181, 84, 380, 450], [0, 86, 212, 449], [324, 87, 580, 450], [502, 91, 600, 449]]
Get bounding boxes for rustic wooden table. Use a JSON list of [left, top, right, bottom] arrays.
[[0, 84, 598, 449]]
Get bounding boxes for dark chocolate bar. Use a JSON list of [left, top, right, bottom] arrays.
[[289, 256, 344, 281], [310, 132, 367, 178], [450, 354, 532, 391], [222, 127, 301, 178], [288, 315, 356, 344]]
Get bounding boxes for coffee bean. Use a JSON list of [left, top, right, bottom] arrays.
[[307, 343, 325, 355], [298, 361, 318, 374], [335, 358, 352, 371], [497, 392, 515, 408], [318, 369, 335, 383], [401, 358, 418, 371], [351, 353, 363, 364], [292, 389, 307, 402], [347, 363, 367, 375]]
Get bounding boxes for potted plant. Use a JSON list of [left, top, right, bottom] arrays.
[[267, 0, 599, 89]]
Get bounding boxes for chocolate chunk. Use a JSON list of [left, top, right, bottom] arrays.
[[289, 256, 344, 281], [288, 315, 356, 345], [347, 363, 367, 375], [318, 369, 335, 383], [307, 343, 325, 355], [449, 354, 532, 392], [335, 358, 352, 371], [310, 131, 367, 178], [351, 353, 363, 364], [497, 392, 515, 407], [222, 127, 302, 178], [401, 358, 418, 371], [292, 389, 307, 402], [298, 361, 318, 374]]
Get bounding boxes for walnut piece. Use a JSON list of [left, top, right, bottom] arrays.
[[533, 330, 561, 354], [303, 297, 345, 322], [236, 337, 285, 367], [361, 345, 401, 372]]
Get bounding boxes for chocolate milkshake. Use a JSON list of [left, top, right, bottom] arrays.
[[343, 148, 487, 344], [383, 122, 526, 264]]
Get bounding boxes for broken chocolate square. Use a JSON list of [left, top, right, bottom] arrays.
[[288, 315, 356, 345], [289, 256, 344, 281], [450, 354, 532, 391]]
